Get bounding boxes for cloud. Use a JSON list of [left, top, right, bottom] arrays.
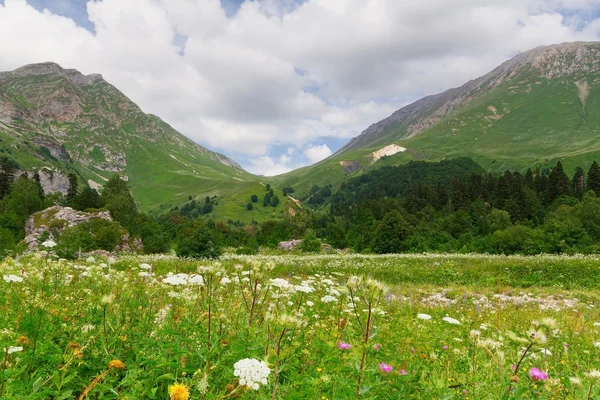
[[0, 0, 599, 173], [304, 144, 332, 164], [249, 155, 294, 176]]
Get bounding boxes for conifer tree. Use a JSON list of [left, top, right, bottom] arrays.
[[546, 161, 571, 204], [587, 161, 600, 196], [572, 166, 585, 199]]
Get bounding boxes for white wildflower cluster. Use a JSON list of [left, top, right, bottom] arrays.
[[442, 317, 461, 325], [233, 358, 271, 390], [162, 273, 204, 286], [5, 346, 23, 354], [3, 274, 23, 283]]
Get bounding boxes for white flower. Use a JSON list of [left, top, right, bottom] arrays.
[[85, 256, 96, 263], [41, 239, 57, 248], [139, 263, 152, 270], [220, 277, 232, 284], [295, 285, 314, 293], [270, 278, 291, 289], [306, 301, 314, 307], [320, 295, 337, 303], [442, 317, 461, 325], [595, 342, 600, 348], [233, 358, 270, 390], [585, 370, 600, 379], [81, 324, 96, 333], [6, 346, 23, 354], [188, 274, 204, 286], [163, 273, 189, 286], [417, 313, 432, 320], [593, 322, 600, 327], [3, 274, 23, 283], [539, 348, 552, 356], [570, 377, 582, 386], [470, 330, 481, 338]]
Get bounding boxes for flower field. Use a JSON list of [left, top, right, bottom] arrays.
[[2, 253, 600, 399]]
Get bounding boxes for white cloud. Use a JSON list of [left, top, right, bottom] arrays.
[[249, 155, 294, 176], [304, 144, 332, 164], [0, 0, 599, 172]]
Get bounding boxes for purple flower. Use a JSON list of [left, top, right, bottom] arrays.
[[511, 364, 517, 371], [442, 345, 449, 350], [400, 369, 407, 375], [373, 343, 382, 351], [462, 390, 468, 395], [529, 367, 548, 381], [563, 342, 568, 348], [338, 341, 352, 350], [379, 363, 393, 373]]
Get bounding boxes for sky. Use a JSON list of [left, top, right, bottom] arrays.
[[1, 0, 600, 175]]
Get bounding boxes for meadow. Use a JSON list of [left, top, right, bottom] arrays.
[[1, 253, 600, 399]]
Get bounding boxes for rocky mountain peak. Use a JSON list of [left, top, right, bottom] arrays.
[[2, 62, 104, 86]]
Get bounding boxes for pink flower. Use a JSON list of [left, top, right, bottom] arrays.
[[379, 363, 393, 373], [373, 343, 381, 350], [400, 369, 407, 375], [338, 341, 352, 350], [442, 345, 449, 350], [529, 367, 548, 381]]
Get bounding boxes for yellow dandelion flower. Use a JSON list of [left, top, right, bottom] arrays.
[[108, 360, 126, 370], [168, 383, 190, 400]]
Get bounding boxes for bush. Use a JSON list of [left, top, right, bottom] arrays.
[[299, 231, 321, 253], [176, 225, 221, 259], [0, 227, 16, 258], [55, 219, 124, 259]]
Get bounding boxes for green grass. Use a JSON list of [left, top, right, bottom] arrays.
[[2, 253, 600, 399]]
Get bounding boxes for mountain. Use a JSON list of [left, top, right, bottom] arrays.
[[0, 62, 286, 221], [276, 41, 600, 197]]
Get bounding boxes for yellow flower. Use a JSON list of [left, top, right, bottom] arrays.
[[108, 360, 126, 370], [168, 383, 190, 400]]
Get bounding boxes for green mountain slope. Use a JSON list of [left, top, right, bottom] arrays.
[[276, 41, 600, 196], [0, 62, 285, 220]]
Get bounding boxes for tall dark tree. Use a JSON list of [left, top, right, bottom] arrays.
[[75, 186, 100, 211], [572, 166, 586, 199], [33, 172, 45, 199], [587, 161, 600, 196], [494, 175, 510, 209], [66, 173, 79, 205], [546, 161, 572, 204], [100, 175, 137, 231], [451, 177, 470, 210], [524, 168, 535, 190], [371, 211, 409, 254], [0, 157, 16, 199]]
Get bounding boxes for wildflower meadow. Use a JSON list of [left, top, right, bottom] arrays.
[[1, 253, 600, 399]]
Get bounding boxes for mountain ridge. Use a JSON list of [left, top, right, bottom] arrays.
[[278, 41, 600, 197]]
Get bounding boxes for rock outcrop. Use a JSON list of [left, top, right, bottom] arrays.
[[277, 239, 303, 251], [25, 206, 112, 250]]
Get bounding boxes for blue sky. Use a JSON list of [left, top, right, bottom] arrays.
[[0, 0, 599, 175]]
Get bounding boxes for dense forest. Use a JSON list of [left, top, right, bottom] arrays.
[[2, 156, 600, 258]]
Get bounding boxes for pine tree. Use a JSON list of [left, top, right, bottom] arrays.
[[546, 161, 571, 204], [587, 161, 600, 196], [0, 157, 16, 199], [572, 166, 585, 199], [33, 172, 45, 199], [66, 173, 79, 205], [371, 211, 409, 254]]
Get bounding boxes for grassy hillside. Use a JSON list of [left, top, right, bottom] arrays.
[[0, 62, 296, 221], [275, 42, 600, 197]]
